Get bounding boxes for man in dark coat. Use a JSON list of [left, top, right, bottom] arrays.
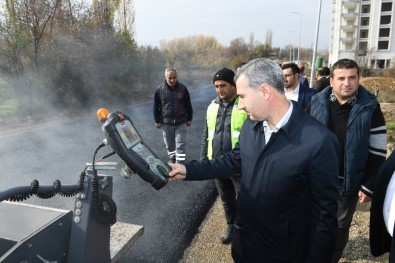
[[282, 62, 315, 110], [298, 63, 309, 87], [313, 67, 331, 93], [168, 58, 339, 262], [153, 68, 193, 164], [370, 150, 395, 262]]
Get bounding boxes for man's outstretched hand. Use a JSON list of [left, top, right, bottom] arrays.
[[168, 163, 187, 181]]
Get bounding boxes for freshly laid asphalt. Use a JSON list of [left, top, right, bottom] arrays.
[[0, 85, 223, 262]]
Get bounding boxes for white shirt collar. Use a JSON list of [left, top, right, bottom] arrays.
[[262, 101, 293, 141], [284, 83, 300, 94]]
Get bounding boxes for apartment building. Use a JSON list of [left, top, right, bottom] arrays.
[[329, 0, 395, 68]]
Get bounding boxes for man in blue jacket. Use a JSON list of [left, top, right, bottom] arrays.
[[308, 58, 387, 262], [169, 58, 339, 262]]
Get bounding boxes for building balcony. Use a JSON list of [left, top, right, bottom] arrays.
[[342, 12, 359, 21], [341, 25, 358, 32], [342, 0, 358, 8], [341, 37, 355, 43]]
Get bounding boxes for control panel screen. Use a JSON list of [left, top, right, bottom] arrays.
[[115, 120, 141, 148]]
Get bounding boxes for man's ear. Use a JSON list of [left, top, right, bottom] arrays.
[[259, 84, 271, 100]]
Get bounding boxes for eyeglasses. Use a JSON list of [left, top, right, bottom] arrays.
[[284, 73, 295, 78]]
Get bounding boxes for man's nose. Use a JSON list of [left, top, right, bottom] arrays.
[[344, 78, 351, 86]]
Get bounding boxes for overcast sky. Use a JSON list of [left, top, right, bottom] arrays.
[[133, 0, 332, 50]]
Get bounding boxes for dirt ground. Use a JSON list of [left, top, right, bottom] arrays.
[[182, 198, 390, 263]]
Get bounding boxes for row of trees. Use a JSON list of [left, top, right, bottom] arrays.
[[0, 0, 325, 118]]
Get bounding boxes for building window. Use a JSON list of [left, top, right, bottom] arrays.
[[382, 2, 393, 12], [362, 5, 370, 13], [377, 60, 385, 69], [358, 42, 368, 56], [361, 17, 370, 26], [378, 41, 389, 50], [360, 30, 369, 38], [359, 42, 368, 50], [370, 60, 376, 69], [380, 15, 391, 25], [379, 28, 390, 37]]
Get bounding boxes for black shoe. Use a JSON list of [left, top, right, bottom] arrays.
[[220, 225, 233, 244]]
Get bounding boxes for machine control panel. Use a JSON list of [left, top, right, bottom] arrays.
[[99, 109, 169, 190]]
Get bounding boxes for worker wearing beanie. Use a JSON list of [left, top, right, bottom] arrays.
[[200, 67, 248, 244]]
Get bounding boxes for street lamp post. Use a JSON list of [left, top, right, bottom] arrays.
[[292, 11, 302, 64], [310, 0, 323, 86], [289, 30, 295, 62]]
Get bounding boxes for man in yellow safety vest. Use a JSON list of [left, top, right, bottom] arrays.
[[200, 67, 248, 244]]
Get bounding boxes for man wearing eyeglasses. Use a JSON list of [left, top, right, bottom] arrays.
[[281, 63, 315, 110]]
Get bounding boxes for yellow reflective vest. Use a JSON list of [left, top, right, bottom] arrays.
[[206, 97, 247, 159]]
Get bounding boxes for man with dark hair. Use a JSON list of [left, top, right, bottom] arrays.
[[281, 62, 315, 110], [298, 63, 309, 87], [309, 58, 387, 262], [313, 67, 330, 93], [200, 67, 247, 244], [169, 58, 339, 262], [153, 68, 193, 164]]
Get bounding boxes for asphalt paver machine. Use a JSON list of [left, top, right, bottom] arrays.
[[0, 108, 169, 263]]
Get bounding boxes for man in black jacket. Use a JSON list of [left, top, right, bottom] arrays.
[[168, 58, 339, 262], [370, 150, 395, 262], [200, 68, 247, 244], [153, 68, 193, 164], [313, 67, 330, 93]]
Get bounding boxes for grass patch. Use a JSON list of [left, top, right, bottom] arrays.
[[0, 99, 17, 119], [387, 122, 395, 145], [377, 90, 395, 103]]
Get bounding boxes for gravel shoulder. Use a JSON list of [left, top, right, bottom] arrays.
[[182, 199, 389, 263]]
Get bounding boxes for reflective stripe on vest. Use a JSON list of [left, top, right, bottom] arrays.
[[206, 97, 247, 159]]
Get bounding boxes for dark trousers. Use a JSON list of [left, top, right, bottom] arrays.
[[215, 176, 241, 226], [332, 185, 359, 262]]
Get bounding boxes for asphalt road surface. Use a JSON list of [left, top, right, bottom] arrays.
[[0, 86, 218, 263]]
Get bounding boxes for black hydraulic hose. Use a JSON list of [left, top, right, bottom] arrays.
[[92, 142, 106, 177], [91, 142, 117, 225], [1, 142, 117, 226], [0, 183, 80, 202]]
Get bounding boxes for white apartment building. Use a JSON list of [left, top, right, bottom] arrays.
[[329, 0, 395, 68]]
